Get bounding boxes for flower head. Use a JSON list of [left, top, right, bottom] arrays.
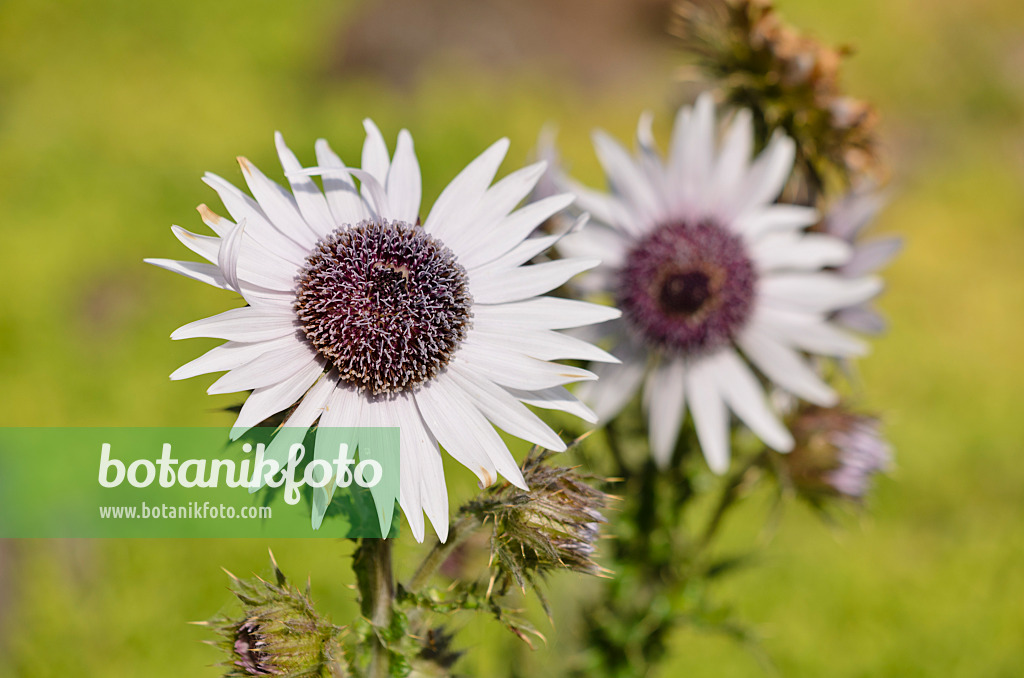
[[147, 121, 620, 541], [551, 95, 882, 472]]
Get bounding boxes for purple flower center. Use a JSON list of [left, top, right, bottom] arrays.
[[617, 221, 756, 355], [294, 219, 472, 395]]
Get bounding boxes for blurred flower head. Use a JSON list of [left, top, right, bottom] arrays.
[[670, 0, 881, 194], [204, 554, 347, 677], [821, 186, 903, 334], [784, 404, 892, 502], [549, 95, 882, 472], [147, 121, 621, 542]]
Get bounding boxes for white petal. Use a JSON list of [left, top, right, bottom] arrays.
[[360, 119, 391, 197], [237, 157, 317, 248], [554, 224, 629, 270], [346, 168, 391, 219], [170, 337, 294, 380], [467, 234, 559, 272], [230, 359, 325, 438], [842, 237, 903, 277], [751, 232, 853, 272], [668, 93, 715, 217], [592, 129, 663, 225], [712, 108, 753, 206], [368, 395, 442, 542], [448, 364, 567, 452], [145, 258, 229, 290], [280, 371, 337, 428], [275, 132, 335, 237], [218, 219, 247, 294], [472, 297, 621, 330], [386, 129, 422, 223], [170, 306, 296, 342], [760, 274, 883, 313], [169, 226, 296, 291], [733, 205, 819, 241], [728, 132, 796, 218], [753, 306, 868, 357], [710, 350, 793, 452], [506, 386, 598, 424], [415, 372, 527, 489], [469, 322, 618, 364], [202, 173, 310, 263], [470, 257, 600, 304], [644, 357, 687, 467], [634, 110, 666, 191], [314, 139, 371, 225], [249, 374, 338, 493], [207, 340, 318, 394], [738, 327, 838, 406], [554, 173, 639, 236], [685, 357, 731, 473], [835, 305, 887, 335], [577, 353, 646, 422], [456, 193, 574, 267], [454, 339, 597, 391], [425, 138, 510, 244]]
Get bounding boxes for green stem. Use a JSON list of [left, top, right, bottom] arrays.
[[353, 538, 394, 678]]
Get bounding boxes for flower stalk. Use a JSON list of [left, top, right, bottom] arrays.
[[353, 539, 394, 678]]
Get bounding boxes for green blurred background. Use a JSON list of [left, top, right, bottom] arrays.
[[1, 0, 1022, 675]]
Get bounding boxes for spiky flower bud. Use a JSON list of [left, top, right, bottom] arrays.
[[670, 0, 881, 194], [783, 405, 892, 503], [463, 450, 611, 609], [203, 553, 348, 678]]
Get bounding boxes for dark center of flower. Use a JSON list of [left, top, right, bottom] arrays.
[[617, 221, 756, 355], [294, 219, 472, 395], [658, 271, 713, 315]]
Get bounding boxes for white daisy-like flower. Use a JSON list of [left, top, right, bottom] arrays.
[[552, 94, 883, 473], [146, 121, 620, 542]]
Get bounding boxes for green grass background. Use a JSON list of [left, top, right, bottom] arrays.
[[1, 0, 1022, 675]]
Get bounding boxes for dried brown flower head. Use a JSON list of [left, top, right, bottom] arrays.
[[671, 0, 881, 198]]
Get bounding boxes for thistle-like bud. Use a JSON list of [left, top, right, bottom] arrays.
[[202, 552, 348, 677], [670, 0, 881, 194], [783, 405, 892, 503], [463, 450, 611, 610]]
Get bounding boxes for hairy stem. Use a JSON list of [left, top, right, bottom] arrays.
[[353, 538, 394, 678]]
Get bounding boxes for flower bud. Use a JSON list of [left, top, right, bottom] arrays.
[[784, 405, 892, 502], [202, 552, 348, 677]]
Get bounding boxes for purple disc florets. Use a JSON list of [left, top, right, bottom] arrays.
[[617, 221, 756, 355], [294, 219, 472, 395]]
